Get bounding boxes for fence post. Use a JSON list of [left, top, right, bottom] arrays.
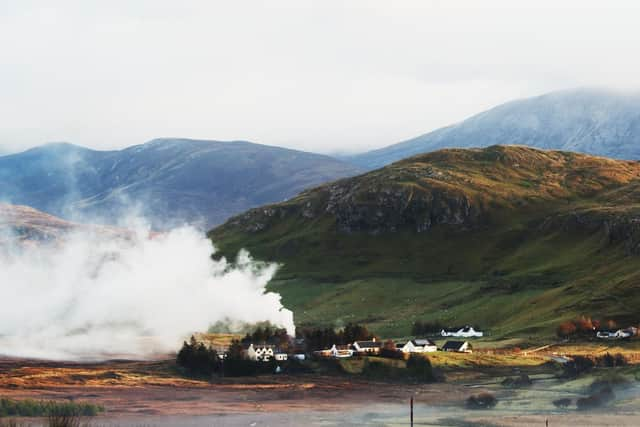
[[410, 396, 414, 427]]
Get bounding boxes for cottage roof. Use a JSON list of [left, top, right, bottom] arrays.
[[333, 344, 352, 350], [412, 339, 436, 346], [354, 340, 382, 348], [442, 341, 467, 350]]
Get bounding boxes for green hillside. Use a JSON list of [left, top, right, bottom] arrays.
[[209, 146, 640, 338]]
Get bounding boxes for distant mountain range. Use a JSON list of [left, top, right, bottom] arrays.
[[0, 139, 363, 229], [347, 88, 640, 169], [210, 145, 640, 337]]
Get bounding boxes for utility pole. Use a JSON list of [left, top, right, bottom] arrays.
[[410, 396, 414, 427]]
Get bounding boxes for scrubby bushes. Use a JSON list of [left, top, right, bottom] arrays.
[[466, 392, 497, 409], [576, 385, 615, 410], [596, 353, 628, 368], [0, 398, 102, 418], [501, 374, 532, 388], [552, 398, 572, 408], [359, 355, 435, 383], [562, 353, 629, 378], [556, 316, 632, 339], [406, 354, 435, 382], [556, 316, 597, 339]]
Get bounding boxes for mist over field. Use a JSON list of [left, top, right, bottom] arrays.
[[0, 220, 294, 360]]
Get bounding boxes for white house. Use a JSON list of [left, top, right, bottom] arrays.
[[330, 344, 354, 358], [441, 340, 472, 353], [596, 328, 635, 340], [353, 340, 382, 355], [398, 339, 437, 353], [274, 352, 288, 361], [246, 344, 275, 361], [441, 326, 483, 338]]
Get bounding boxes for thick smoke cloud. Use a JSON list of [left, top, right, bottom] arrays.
[[0, 224, 294, 360]]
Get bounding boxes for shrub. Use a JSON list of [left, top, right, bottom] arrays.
[[0, 398, 103, 418], [466, 392, 497, 409], [556, 321, 577, 338], [562, 355, 595, 378], [576, 385, 615, 410], [552, 398, 572, 408], [501, 374, 532, 388], [380, 339, 402, 359], [406, 355, 435, 383], [595, 353, 628, 368]]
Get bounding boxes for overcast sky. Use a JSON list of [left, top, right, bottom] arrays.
[[1, 0, 640, 155]]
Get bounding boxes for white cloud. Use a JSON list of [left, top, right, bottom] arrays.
[[1, 0, 640, 154]]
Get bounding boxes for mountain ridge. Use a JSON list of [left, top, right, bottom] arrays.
[[0, 138, 363, 229], [347, 88, 640, 169]]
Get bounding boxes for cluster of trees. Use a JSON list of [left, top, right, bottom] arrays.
[[411, 320, 445, 335], [562, 353, 628, 378], [240, 326, 289, 350], [176, 336, 298, 378], [556, 316, 618, 338], [176, 336, 220, 377], [298, 323, 374, 351]]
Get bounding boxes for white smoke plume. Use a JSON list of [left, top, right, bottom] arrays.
[[0, 222, 294, 360]]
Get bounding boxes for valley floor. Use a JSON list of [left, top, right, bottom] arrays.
[[2, 345, 640, 426]]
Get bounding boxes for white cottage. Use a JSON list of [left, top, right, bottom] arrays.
[[246, 344, 275, 361], [398, 339, 437, 353], [353, 340, 382, 355], [274, 352, 288, 361], [596, 328, 636, 340], [330, 344, 354, 358], [441, 326, 483, 338]]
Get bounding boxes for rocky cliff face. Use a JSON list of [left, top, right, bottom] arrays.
[[217, 145, 640, 237]]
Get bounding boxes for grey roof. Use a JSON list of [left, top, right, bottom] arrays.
[[442, 341, 467, 350], [412, 339, 436, 346], [354, 340, 382, 348]]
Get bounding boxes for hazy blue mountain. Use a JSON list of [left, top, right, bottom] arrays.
[[347, 88, 640, 169], [0, 139, 363, 229]]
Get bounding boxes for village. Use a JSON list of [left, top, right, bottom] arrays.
[[236, 322, 640, 364], [237, 325, 482, 363]]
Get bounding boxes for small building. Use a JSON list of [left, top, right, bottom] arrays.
[[441, 326, 483, 338], [274, 352, 288, 361], [330, 344, 354, 358], [398, 339, 438, 353], [353, 340, 382, 355], [442, 340, 472, 353], [596, 328, 636, 340], [246, 344, 275, 361]]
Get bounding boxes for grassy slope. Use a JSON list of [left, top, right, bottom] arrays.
[[209, 146, 640, 338]]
